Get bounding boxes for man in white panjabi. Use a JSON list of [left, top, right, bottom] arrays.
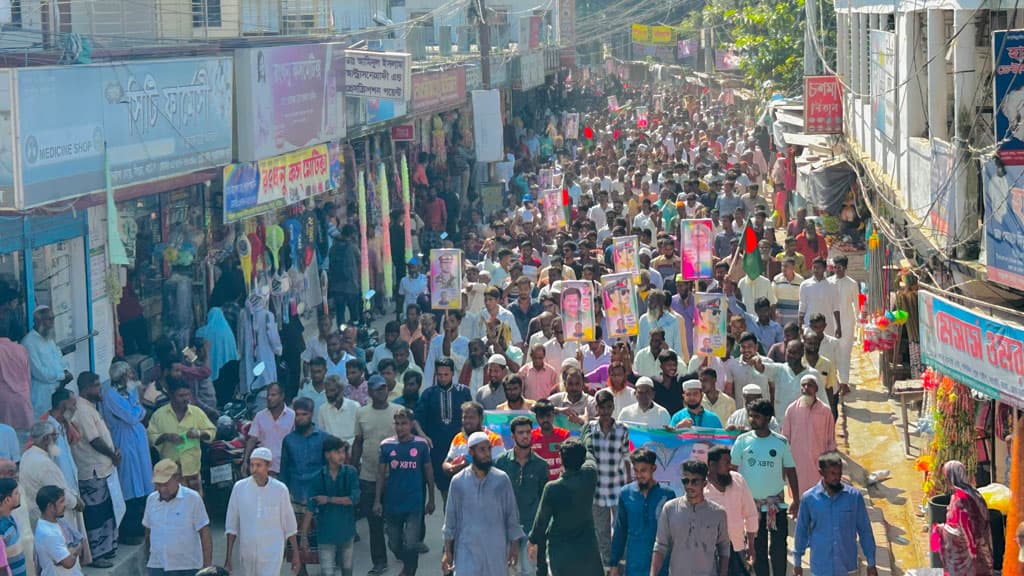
[[223, 447, 300, 576]]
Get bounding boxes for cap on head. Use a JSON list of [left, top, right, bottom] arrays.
[[152, 459, 179, 484], [250, 447, 273, 463], [742, 383, 762, 396], [635, 377, 655, 390], [487, 354, 508, 367], [682, 379, 702, 391], [368, 375, 388, 390], [466, 431, 491, 449]]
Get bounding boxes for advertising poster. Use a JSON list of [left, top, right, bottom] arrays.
[[993, 29, 1024, 164], [561, 280, 595, 342], [612, 236, 640, 273], [602, 273, 639, 338], [542, 188, 565, 229], [694, 293, 727, 357], [680, 219, 714, 280], [918, 290, 1024, 405], [983, 160, 1024, 291], [343, 50, 411, 101], [430, 249, 463, 310]]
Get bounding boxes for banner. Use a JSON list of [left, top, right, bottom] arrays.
[[930, 138, 956, 249], [918, 290, 1024, 406], [993, 30, 1024, 164], [411, 66, 467, 114], [538, 169, 553, 189], [631, 24, 651, 43], [343, 50, 411, 101], [612, 236, 640, 273], [602, 273, 640, 338], [256, 143, 331, 208], [983, 160, 1024, 290], [430, 249, 463, 310], [804, 75, 843, 135], [680, 219, 714, 280], [608, 96, 619, 112], [484, 411, 582, 448], [234, 43, 347, 162], [472, 90, 504, 162], [870, 31, 896, 138], [561, 280, 595, 342], [626, 426, 740, 494], [694, 293, 727, 356], [651, 25, 673, 44]]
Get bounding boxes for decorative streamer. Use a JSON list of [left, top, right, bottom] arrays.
[[378, 162, 393, 300], [401, 154, 413, 263], [357, 171, 371, 311]]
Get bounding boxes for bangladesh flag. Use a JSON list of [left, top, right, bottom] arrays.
[[742, 225, 763, 280]]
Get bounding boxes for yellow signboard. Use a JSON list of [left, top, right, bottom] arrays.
[[651, 25, 674, 44], [631, 24, 651, 43]]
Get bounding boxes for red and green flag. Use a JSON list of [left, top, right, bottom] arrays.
[[742, 226, 763, 280]]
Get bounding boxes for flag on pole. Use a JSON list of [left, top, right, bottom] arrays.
[[742, 225, 762, 280]]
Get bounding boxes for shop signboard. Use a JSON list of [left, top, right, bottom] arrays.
[[234, 43, 347, 162], [518, 52, 545, 91], [804, 75, 843, 135], [223, 143, 332, 223], [631, 24, 650, 44], [490, 55, 508, 86], [391, 124, 415, 141], [651, 25, 673, 45], [558, 0, 575, 65], [411, 66, 467, 114], [993, 29, 1024, 165], [0, 71, 13, 209], [343, 50, 411, 101], [14, 57, 233, 209], [365, 97, 408, 125], [918, 290, 1024, 406], [982, 159, 1024, 291]]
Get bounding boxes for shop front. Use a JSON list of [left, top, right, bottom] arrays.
[[0, 56, 234, 380], [912, 288, 1024, 570]]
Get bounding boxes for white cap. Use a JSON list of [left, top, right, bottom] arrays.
[[742, 384, 763, 396], [635, 377, 655, 390], [682, 379, 702, 391], [561, 358, 580, 370], [800, 374, 820, 388], [466, 431, 491, 449], [487, 354, 507, 367], [250, 447, 273, 462]]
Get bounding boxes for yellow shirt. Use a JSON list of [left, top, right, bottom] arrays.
[[146, 404, 216, 477], [806, 355, 839, 391]]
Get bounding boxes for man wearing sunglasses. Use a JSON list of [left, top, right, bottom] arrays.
[[651, 459, 730, 576]]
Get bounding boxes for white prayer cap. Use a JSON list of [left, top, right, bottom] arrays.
[[800, 374, 820, 388], [682, 379, 702, 391], [466, 431, 491, 449], [741, 384, 762, 396], [250, 447, 273, 462], [561, 358, 580, 370]]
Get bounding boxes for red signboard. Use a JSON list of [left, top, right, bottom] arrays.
[[391, 124, 415, 141], [804, 75, 843, 135], [411, 67, 467, 114]]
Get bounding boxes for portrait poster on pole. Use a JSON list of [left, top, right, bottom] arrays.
[[694, 293, 727, 357], [680, 219, 714, 280], [430, 249, 463, 309], [561, 280, 595, 342], [602, 273, 639, 338]]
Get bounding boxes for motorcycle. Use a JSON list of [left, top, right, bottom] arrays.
[[204, 362, 266, 515]]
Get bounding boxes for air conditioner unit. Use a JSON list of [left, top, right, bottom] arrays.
[[439, 25, 452, 56]]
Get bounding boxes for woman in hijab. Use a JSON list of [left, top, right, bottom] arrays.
[[196, 307, 239, 381], [932, 460, 995, 576]]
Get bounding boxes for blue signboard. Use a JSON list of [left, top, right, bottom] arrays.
[[983, 160, 1024, 292], [993, 29, 1024, 165], [15, 57, 233, 208]]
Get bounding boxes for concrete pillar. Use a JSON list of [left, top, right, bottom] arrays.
[[900, 12, 926, 139], [927, 9, 948, 140], [952, 9, 978, 253], [851, 14, 862, 96], [858, 14, 870, 98], [837, 14, 848, 80]]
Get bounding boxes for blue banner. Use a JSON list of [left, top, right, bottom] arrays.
[[15, 57, 233, 207], [483, 410, 738, 495], [983, 160, 1024, 291], [993, 29, 1024, 165]]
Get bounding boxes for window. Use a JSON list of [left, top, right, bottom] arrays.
[[193, 0, 222, 28]]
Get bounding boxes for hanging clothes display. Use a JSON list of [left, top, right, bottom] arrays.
[[238, 296, 282, 394]]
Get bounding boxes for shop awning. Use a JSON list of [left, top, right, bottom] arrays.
[[796, 157, 857, 216]]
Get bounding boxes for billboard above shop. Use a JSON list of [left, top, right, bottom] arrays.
[[343, 50, 411, 101], [10, 57, 233, 210], [234, 43, 347, 163], [411, 66, 467, 115]]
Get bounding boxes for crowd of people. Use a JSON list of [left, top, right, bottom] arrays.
[[0, 73, 909, 576]]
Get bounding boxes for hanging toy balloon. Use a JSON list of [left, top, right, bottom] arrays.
[[885, 311, 895, 322], [236, 236, 253, 294], [868, 231, 880, 250]]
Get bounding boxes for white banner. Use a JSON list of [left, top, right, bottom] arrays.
[[343, 50, 411, 101], [472, 89, 503, 162]]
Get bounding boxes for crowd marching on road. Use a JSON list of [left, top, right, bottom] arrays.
[[0, 67, 924, 576]]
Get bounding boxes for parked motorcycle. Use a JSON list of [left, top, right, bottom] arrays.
[[204, 362, 266, 517]]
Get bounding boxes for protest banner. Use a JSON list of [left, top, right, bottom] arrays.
[[429, 249, 463, 309], [561, 280, 596, 342], [602, 273, 640, 338], [694, 293, 728, 356]]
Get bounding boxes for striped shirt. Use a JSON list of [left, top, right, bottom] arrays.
[[772, 272, 804, 325], [0, 515, 26, 576]]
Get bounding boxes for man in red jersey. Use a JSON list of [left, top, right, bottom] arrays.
[[529, 399, 571, 482]]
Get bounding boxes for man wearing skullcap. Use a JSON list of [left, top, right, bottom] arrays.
[[224, 447, 299, 575]]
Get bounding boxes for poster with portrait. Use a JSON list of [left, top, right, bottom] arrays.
[[561, 280, 595, 342], [680, 219, 714, 280], [563, 112, 580, 140], [694, 293, 727, 357], [430, 249, 463, 310], [542, 188, 565, 229], [538, 168, 554, 189], [608, 95, 619, 112], [612, 236, 640, 274], [602, 273, 639, 338]]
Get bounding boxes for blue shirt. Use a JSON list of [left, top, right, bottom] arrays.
[[793, 482, 877, 576], [727, 297, 785, 350], [279, 428, 326, 504], [610, 482, 676, 576], [0, 515, 26, 576], [380, 436, 431, 515], [669, 407, 723, 429]]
